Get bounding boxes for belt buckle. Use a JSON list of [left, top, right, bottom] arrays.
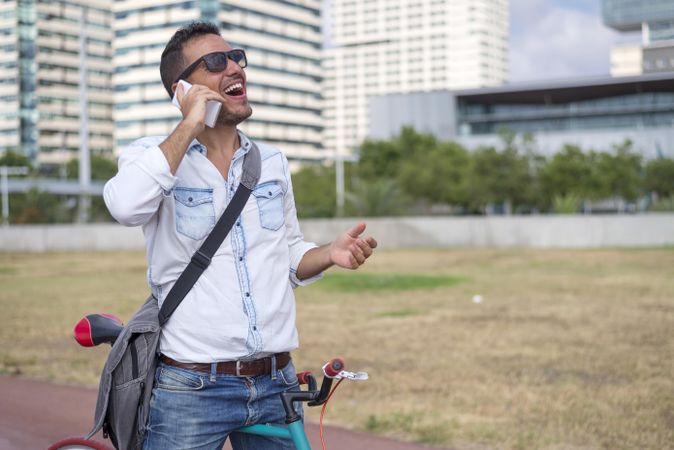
[[236, 360, 243, 377]]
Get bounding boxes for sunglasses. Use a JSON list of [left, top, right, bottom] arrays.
[[174, 49, 247, 84]]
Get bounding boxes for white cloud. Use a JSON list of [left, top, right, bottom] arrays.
[[509, 0, 623, 82]]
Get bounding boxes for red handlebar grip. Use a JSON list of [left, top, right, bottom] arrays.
[[297, 371, 312, 385], [74, 316, 95, 347], [323, 357, 345, 378]]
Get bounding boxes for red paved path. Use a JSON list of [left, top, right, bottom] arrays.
[[0, 376, 445, 450]]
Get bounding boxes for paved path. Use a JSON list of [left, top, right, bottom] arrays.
[[0, 376, 444, 450]]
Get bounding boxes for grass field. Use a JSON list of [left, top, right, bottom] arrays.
[[1, 248, 673, 449]]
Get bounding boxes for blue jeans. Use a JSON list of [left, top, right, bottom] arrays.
[[143, 359, 303, 450]]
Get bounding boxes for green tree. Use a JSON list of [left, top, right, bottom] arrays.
[[397, 140, 471, 208], [643, 157, 674, 197], [466, 145, 533, 213], [65, 155, 118, 222], [9, 188, 72, 224], [66, 154, 118, 181], [495, 129, 549, 212], [0, 151, 32, 169], [539, 145, 600, 206], [345, 178, 410, 217], [595, 140, 643, 202], [291, 163, 338, 218], [357, 127, 438, 181]]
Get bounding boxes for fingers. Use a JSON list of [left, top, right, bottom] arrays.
[[175, 82, 185, 104], [365, 236, 378, 249], [346, 222, 366, 238], [333, 223, 377, 270], [177, 85, 226, 129], [356, 238, 373, 258], [345, 237, 375, 269], [185, 84, 226, 104], [352, 243, 366, 265]]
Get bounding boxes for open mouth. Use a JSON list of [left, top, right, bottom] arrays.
[[223, 81, 245, 97]]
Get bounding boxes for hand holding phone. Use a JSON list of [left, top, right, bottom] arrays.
[[172, 79, 222, 128]]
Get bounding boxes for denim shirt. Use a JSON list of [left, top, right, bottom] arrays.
[[103, 131, 320, 362]]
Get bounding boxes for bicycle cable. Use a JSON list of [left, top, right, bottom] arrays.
[[319, 378, 344, 450]]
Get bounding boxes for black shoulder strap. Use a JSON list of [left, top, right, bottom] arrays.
[[158, 142, 262, 326]]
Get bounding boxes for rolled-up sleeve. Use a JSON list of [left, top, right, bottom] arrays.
[[281, 155, 322, 288], [104, 138, 178, 227]]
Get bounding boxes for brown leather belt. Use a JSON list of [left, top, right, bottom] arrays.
[[159, 352, 291, 377]]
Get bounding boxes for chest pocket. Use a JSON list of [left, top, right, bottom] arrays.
[[173, 187, 215, 240], [253, 182, 285, 231]]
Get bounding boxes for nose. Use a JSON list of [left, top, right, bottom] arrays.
[[226, 58, 244, 76]]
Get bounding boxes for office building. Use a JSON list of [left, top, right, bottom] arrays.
[[114, 0, 323, 162], [602, 0, 674, 76], [324, 0, 509, 160], [369, 72, 674, 159], [0, 0, 114, 165]]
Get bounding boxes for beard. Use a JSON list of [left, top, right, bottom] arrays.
[[217, 102, 253, 126]]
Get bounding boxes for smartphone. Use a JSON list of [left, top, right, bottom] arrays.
[[172, 79, 222, 128]]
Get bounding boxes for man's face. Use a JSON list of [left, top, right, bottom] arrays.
[[176, 34, 252, 126]]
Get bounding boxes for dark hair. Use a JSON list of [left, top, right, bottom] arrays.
[[160, 21, 221, 98]]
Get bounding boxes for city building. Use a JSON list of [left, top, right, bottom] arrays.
[[0, 0, 114, 166], [602, 0, 674, 76], [114, 0, 323, 162], [368, 72, 674, 159], [324, 0, 509, 161]]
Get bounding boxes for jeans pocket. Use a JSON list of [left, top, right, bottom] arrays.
[[253, 182, 284, 231], [157, 365, 205, 392], [276, 361, 299, 387], [174, 187, 215, 240]]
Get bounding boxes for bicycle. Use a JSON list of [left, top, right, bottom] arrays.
[[48, 313, 368, 450]]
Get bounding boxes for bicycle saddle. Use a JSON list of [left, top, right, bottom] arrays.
[[74, 314, 124, 347]]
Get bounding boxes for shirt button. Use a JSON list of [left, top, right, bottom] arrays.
[[253, 326, 257, 331], [245, 292, 250, 297], [239, 257, 243, 261], [236, 222, 241, 227]]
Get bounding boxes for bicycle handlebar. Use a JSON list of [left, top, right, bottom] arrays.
[[280, 357, 347, 424]]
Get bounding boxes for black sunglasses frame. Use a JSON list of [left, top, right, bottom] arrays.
[[174, 49, 247, 85]]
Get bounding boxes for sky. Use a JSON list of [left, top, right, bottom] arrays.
[[509, 0, 639, 82], [322, 0, 643, 84]]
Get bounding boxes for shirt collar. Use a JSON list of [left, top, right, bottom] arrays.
[[187, 130, 252, 162]]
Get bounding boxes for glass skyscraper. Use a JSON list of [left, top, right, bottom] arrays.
[[603, 0, 674, 76], [0, 1, 23, 158], [2, 1, 322, 166], [0, 0, 113, 165], [324, 0, 509, 161], [114, 0, 323, 162], [602, 0, 674, 35]]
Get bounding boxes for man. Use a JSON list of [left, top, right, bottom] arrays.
[[103, 21, 377, 450]]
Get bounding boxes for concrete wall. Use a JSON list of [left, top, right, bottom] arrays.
[[1, 214, 673, 252]]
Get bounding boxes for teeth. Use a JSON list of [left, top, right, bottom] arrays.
[[224, 82, 243, 94]]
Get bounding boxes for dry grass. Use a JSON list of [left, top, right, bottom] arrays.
[[1, 248, 673, 449]]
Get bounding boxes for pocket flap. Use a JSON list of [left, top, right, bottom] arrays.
[[253, 183, 283, 200], [174, 188, 213, 207]]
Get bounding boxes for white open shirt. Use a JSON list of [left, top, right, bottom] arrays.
[[103, 131, 321, 362]]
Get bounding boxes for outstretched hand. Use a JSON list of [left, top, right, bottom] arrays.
[[329, 222, 378, 269]]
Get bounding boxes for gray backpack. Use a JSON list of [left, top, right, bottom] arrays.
[[86, 144, 261, 449]]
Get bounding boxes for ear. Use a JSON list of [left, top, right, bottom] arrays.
[[171, 81, 179, 96]]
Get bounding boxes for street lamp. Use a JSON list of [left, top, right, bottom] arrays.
[[0, 166, 29, 226]]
